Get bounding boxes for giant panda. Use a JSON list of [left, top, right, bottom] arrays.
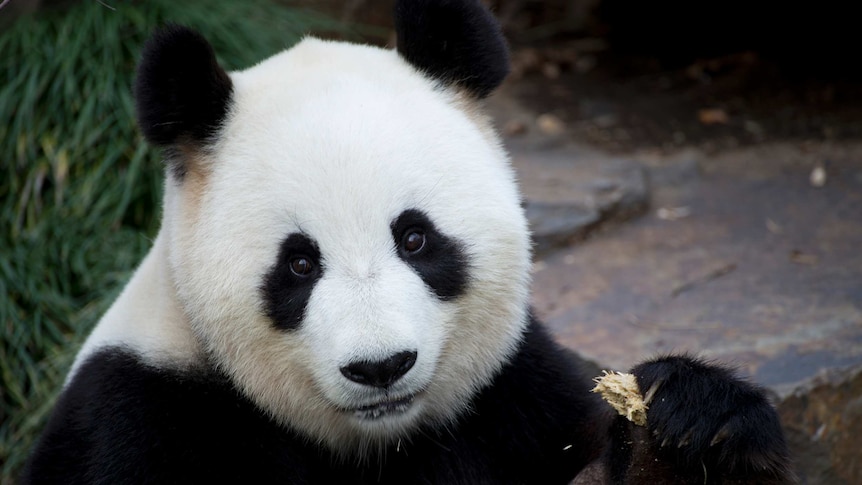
[[23, 0, 793, 483]]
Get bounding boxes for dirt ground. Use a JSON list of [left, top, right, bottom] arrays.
[[506, 44, 862, 153]]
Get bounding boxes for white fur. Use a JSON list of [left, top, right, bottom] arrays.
[[75, 38, 532, 455], [70, 232, 201, 378]]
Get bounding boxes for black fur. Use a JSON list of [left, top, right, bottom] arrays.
[[632, 356, 792, 481], [600, 355, 794, 484], [616, 355, 792, 483], [23, 320, 605, 485], [394, 0, 509, 98], [390, 209, 469, 301], [134, 24, 233, 177], [261, 233, 324, 331], [22, 327, 794, 484]]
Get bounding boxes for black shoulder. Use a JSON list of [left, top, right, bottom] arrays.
[[394, 0, 509, 98], [134, 24, 233, 149], [458, 318, 610, 483], [21, 348, 320, 484]]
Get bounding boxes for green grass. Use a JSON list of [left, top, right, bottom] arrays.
[[0, 1, 337, 480]]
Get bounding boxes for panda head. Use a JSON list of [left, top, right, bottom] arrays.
[[135, 0, 530, 454]]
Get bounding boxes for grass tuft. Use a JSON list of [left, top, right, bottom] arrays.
[[0, 1, 336, 480]]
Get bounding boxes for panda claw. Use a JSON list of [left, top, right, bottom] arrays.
[[677, 428, 693, 448], [661, 436, 672, 448], [710, 424, 732, 447], [642, 378, 663, 406]]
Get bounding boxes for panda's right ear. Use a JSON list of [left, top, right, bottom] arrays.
[[134, 24, 233, 150]]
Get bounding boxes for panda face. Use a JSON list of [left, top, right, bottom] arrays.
[[160, 38, 532, 452]]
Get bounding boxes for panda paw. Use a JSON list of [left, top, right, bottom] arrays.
[[631, 355, 794, 482]]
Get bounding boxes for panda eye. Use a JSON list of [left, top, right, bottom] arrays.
[[402, 230, 426, 254], [289, 256, 314, 277]]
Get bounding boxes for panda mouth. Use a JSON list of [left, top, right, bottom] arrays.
[[352, 394, 416, 421]]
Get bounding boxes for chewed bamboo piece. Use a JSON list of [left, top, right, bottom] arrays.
[[592, 371, 648, 426]]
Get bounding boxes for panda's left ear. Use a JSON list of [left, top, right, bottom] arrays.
[[134, 24, 233, 149], [394, 0, 510, 98]]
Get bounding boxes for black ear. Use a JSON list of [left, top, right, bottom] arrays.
[[394, 0, 509, 98], [134, 24, 233, 147]]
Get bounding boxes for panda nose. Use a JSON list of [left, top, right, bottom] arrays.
[[340, 351, 417, 388]]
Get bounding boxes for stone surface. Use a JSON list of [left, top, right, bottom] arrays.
[[490, 90, 650, 255], [515, 151, 648, 255], [779, 364, 862, 484], [527, 144, 862, 393]]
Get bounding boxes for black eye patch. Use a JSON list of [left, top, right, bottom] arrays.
[[260, 233, 323, 331], [390, 209, 469, 301]]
